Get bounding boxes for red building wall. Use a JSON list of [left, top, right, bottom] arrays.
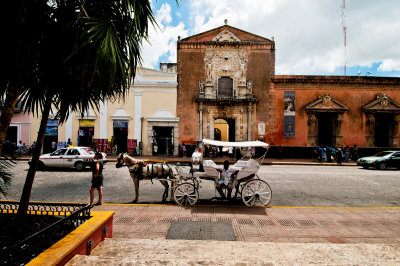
[[269, 76, 400, 147]]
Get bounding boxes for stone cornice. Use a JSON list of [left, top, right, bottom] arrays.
[[272, 75, 400, 85], [194, 96, 258, 104], [178, 41, 275, 50]]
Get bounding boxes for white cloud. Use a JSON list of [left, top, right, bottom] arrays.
[[185, 0, 400, 75], [141, 3, 188, 69], [378, 59, 400, 72], [142, 0, 400, 75], [156, 3, 172, 25]]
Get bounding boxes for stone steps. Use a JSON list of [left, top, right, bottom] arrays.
[[67, 238, 400, 265]]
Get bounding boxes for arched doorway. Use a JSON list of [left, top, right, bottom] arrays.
[[214, 118, 235, 142], [214, 119, 228, 141]]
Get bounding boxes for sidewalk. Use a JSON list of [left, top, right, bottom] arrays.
[[15, 154, 358, 166], [105, 155, 358, 166], [94, 204, 400, 243], [68, 203, 400, 265]]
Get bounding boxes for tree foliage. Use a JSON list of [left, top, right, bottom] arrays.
[[0, 0, 158, 219], [0, 158, 16, 198]]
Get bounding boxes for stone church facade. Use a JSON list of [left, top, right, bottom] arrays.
[[177, 24, 400, 150]]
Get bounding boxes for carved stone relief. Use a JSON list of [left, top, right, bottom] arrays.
[[204, 46, 247, 99], [391, 114, 400, 147], [201, 105, 249, 141], [321, 95, 334, 108], [212, 29, 241, 42], [307, 112, 317, 147], [377, 93, 390, 108], [365, 113, 375, 147]]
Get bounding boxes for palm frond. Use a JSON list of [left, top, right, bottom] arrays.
[[0, 157, 16, 198]]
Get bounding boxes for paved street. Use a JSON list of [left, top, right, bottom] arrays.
[[6, 161, 400, 264], [4, 161, 399, 207]]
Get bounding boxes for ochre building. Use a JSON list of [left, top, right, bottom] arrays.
[[177, 24, 400, 150]]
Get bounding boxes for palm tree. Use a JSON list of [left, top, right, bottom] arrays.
[[3, 0, 158, 219]]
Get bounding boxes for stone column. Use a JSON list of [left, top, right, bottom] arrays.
[[335, 113, 344, 146], [307, 112, 317, 147], [198, 102, 203, 144], [210, 115, 214, 140], [65, 108, 73, 144], [390, 114, 400, 147], [99, 101, 107, 139], [365, 113, 375, 147], [247, 103, 253, 141]]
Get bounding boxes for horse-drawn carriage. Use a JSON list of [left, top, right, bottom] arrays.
[[116, 139, 272, 207], [173, 139, 272, 206]]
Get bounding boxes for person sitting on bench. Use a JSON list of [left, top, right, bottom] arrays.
[[216, 160, 239, 199]]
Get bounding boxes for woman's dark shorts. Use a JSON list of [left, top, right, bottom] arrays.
[[91, 176, 103, 188]]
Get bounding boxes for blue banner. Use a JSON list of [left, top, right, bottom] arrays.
[[113, 121, 128, 128], [45, 126, 58, 136], [284, 91, 295, 137]]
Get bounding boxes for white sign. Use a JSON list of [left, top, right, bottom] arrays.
[[258, 122, 266, 135]]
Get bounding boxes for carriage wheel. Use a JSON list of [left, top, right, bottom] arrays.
[[241, 180, 272, 206], [174, 183, 199, 206]]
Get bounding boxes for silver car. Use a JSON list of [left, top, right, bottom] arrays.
[[34, 147, 107, 171]]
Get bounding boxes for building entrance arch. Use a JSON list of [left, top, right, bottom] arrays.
[[214, 118, 235, 142]]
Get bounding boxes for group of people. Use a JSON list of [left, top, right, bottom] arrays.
[[203, 145, 243, 161], [315, 145, 359, 163]]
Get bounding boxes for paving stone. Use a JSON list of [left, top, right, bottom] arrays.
[[95, 204, 400, 244], [166, 221, 236, 241]]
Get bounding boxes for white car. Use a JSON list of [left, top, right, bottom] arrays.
[[34, 147, 107, 171]]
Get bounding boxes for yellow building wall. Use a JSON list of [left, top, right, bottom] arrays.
[[214, 121, 229, 141], [29, 67, 177, 154], [140, 89, 177, 155]]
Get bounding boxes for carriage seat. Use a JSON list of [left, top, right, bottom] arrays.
[[200, 160, 219, 181], [233, 159, 260, 180]]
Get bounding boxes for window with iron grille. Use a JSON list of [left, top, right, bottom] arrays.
[[218, 77, 233, 98]]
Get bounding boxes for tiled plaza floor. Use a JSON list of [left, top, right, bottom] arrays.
[[94, 204, 400, 244]]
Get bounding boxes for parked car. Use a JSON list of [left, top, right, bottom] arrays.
[[357, 151, 400, 170], [30, 147, 107, 171]]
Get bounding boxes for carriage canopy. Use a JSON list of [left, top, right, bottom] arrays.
[[202, 139, 269, 148]]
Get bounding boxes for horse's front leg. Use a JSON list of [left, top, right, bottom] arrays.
[[169, 178, 175, 201], [132, 174, 140, 203], [160, 180, 169, 202]]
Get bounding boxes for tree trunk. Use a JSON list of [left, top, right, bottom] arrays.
[[0, 88, 21, 154], [17, 95, 53, 221]]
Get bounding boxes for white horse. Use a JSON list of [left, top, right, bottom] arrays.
[[116, 153, 175, 203]]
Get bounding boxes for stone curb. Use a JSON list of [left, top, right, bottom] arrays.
[[13, 157, 358, 166]]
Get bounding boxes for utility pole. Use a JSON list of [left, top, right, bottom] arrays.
[[341, 0, 347, 76]]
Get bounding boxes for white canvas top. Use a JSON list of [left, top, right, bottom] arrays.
[[202, 139, 269, 148]]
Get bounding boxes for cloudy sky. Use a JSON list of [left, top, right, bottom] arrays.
[[141, 0, 400, 77]]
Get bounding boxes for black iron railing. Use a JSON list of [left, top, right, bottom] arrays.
[[0, 200, 89, 216], [0, 201, 91, 265]]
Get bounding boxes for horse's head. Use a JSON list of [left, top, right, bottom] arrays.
[[115, 153, 125, 168]]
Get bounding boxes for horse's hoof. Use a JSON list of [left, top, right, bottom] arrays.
[[132, 200, 137, 203]]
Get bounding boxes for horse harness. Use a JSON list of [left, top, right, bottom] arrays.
[[129, 161, 173, 181]]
